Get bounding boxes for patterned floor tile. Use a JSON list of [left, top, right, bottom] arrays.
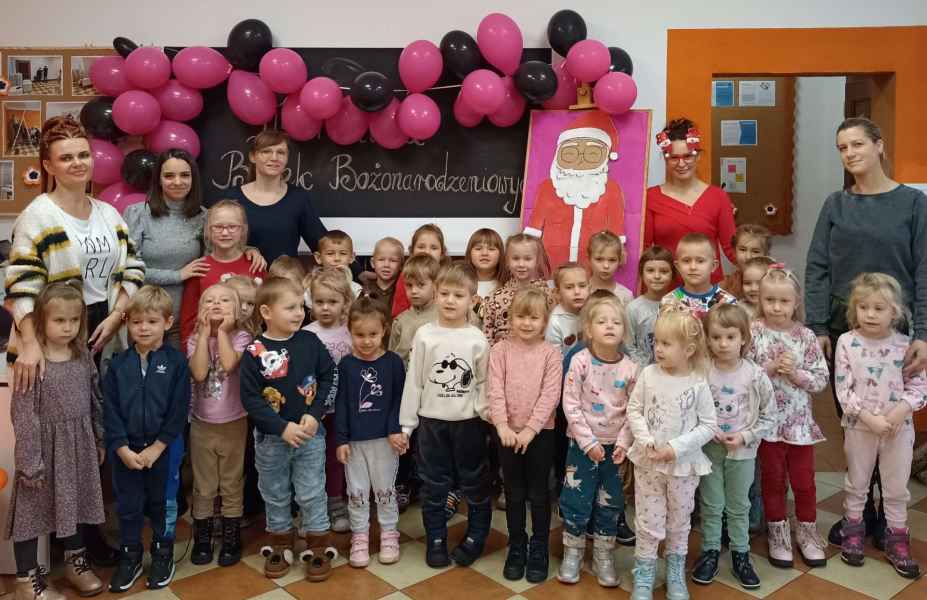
[[401, 567, 515, 600], [807, 553, 914, 600], [765, 573, 873, 599], [364, 541, 450, 589], [285, 564, 395, 600], [170, 562, 277, 600]]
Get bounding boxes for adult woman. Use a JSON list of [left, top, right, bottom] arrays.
[[805, 116, 927, 551], [643, 118, 737, 282], [224, 129, 326, 263]]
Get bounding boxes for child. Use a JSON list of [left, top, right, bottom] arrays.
[[391, 223, 448, 317], [188, 283, 252, 567], [545, 262, 590, 355], [8, 282, 106, 599], [558, 295, 639, 588], [722, 224, 771, 299], [364, 237, 404, 309], [834, 273, 927, 578], [586, 230, 633, 304], [623, 303, 717, 599], [748, 265, 829, 569], [740, 256, 775, 319], [467, 228, 507, 324], [335, 297, 406, 567], [180, 199, 265, 346], [239, 277, 337, 581], [268, 255, 307, 287], [104, 286, 191, 592], [663, 232, 737, 320], [388, 255, 439, 368], [627, 245, 674, 366], [307, 230, 362, 303], [483, 233, 554, 346], [399, 263, 491, 568], [304, 268, 354, 534], [225, 274, 260, 336], [692, 304, 775, 590], [489, 287, 562, 583]]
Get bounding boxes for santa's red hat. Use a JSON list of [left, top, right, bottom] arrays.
[[557, 110, 619, 161]]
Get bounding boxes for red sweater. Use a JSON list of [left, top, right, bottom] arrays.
[[643, 185, 737, 283], [180, 254, 264, 346]]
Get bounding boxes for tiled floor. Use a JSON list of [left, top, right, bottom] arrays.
[[3, 391, 927, 600]]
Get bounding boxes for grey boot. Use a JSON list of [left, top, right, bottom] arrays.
[[631, 557, 657, 600], [590, 534, 619, 587], [665, 553, 690, 600], [557, 532, 586, 584]]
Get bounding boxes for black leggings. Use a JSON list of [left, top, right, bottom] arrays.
[[15, 532, 83, 575]]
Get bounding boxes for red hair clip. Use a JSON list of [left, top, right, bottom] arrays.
[[768, 262, 786, 270]]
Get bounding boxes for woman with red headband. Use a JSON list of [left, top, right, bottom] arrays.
[[643, 118, 737, 283]]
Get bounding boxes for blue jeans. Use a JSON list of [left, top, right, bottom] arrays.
[[254, 425, 329, 535], [558, 439, 624, 537]]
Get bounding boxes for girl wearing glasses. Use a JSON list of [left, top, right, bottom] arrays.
[[643, 118, 737, 284]]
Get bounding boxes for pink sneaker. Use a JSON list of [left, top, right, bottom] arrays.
[[884, 527, 921, 579], [378, 529, 401, 565], [349, 532, 369, 568]]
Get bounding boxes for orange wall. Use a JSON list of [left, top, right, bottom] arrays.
[[667, 26, 927, 183]]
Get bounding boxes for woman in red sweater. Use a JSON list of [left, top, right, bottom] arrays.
[[643, 118, 736, 283]]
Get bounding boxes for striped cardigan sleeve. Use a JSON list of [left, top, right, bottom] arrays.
[[97, 201, 145, 295]]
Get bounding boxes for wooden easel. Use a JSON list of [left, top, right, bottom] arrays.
[[569, 83, 597, 111]]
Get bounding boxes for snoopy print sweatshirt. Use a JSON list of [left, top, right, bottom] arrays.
[[399, 322, 490, 436]]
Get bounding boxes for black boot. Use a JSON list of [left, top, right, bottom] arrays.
[[502, 541, 527, 581], [426, 537, 450, 568], [451, 499, 491, 567], [147, 541, 175, 590], [731, 551, 761, 589], [218, 517, 242, 567], [691, 549, 720, 584], [191, 519, 214, 565], [85, 525, 119, 568], [525, 538, 550, 584], [109, 545, 143, 593]]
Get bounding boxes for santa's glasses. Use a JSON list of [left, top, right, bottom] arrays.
[[558, 142, 607, 165]]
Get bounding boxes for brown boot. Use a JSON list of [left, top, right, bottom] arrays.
[[63, 549, 104, 597], [261, 531, 295, 579], [300, 532, 339, 582], [15, 568, 65, 600]]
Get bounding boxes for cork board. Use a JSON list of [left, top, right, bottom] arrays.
[[0, 47, 116, 216]]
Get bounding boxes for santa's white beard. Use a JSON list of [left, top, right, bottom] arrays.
[[550, 162, 609, 209]]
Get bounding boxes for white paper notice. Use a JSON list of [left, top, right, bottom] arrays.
[[721, 158, 747, 194], [739, 80, 776, 107], [720, 120, 758, 146]]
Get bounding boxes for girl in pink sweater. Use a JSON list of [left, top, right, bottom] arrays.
[[489, 287, 562, 584]]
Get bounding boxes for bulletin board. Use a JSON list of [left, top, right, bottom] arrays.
[[0, 47, 116, 216], [710, 76, 794, 235]]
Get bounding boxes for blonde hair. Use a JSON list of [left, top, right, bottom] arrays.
[[509, 287, 550, 325], [504, 233, 551, 280], [318, 230, 354, 254], [553, 261, 588, 288], [676, 232, 715, 258], [268, 255, 307, 285], [465, 228, 507, 282], [757, 265, 804, 322], [373, 236, 405, 261], [580, 294, 631, 347], [255, 277, 303, 318], [195, 282, 243, 335], [205, 199, 249, 253], [654, 302, 709, 374], [34, 280, 87, 359], [402, 254, 440, 284], [306, 267, 354, 322], [436, 262, 478, 295], [126, 285, 174, 319], [847, 272, 908, 330], [704, 304, 752, 359], [224, 275, 260, 336], [587, 230, 626, 264], [733, 224, 772, 255]]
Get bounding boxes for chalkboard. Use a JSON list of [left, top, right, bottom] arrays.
[[178, 47, 551, 220]]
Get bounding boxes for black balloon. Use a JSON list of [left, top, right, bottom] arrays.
[[227, 18, 273, 71], [121, 150, 158, 192], [440, 30, 483, 80], [514, 61, 557, 103], [547, 10, 587, 57], [608, 46, 634, 76], [351, 71, 393, 113], [79, 97, 123, 141], [112, 37, 138, 59]]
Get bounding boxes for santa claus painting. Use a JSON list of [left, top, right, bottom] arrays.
[[523, 110, 625, 268]]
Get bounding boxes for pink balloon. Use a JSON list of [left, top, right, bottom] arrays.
[[594, 72, 638, 115], [477, 13, 524, 76], [113, 90, 162, 135], [89, 138, 124, 186], [369, 98, 409, 149], [145, 120, 201, 158], [154, 79, 203, 121], [227, 70, 276, 126], [453, 93, 483, 127], [488, 76, 526, 127], [566, 39, 610, 83], [99, 181, 145, 215], [281, 93, 322, 141], [324, 97, 368, 146], [90, 56, 131, 97], [173, 46, 232, 89], [125, 47, 172, 90], [399, 40, 443, 94], [398, 93, 441, 141], [259, 48, 308, 95], [461, 69, 505, 115], [299, 77, 343, 120], [543, 61, 577, 109]]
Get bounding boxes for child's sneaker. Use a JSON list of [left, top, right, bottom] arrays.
[[840, 517, 865, 567], [795, 521, 827, 568], [109, 546, 143, 593], [378, 529, 401, 564], [147, 541, 175, 590], [616, 512, 636, 546], [884, 527, 921, 579], [349, 532, 370, 568], [691, 549, 720, 585], [426, 537, 450, 568]]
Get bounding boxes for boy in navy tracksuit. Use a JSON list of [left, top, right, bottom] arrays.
[[103, 286, 190, 592]]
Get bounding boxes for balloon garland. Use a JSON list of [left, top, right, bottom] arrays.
[[86, 11, 637, 213]]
